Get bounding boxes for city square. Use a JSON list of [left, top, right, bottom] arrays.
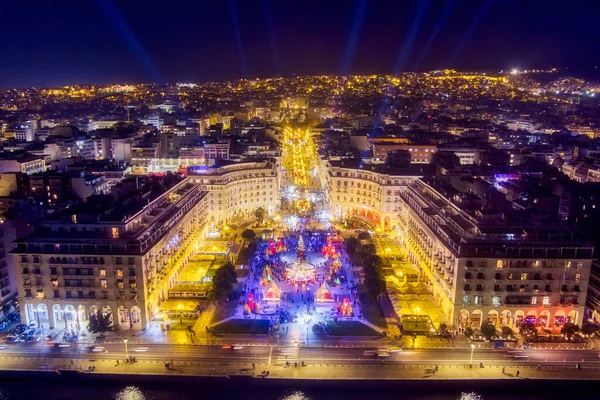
[[1, 3, 600, 396]]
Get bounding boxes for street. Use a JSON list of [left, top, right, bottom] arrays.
[[0, 342, 598, 368]]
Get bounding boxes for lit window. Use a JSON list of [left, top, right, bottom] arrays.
[[531, 297, 537, 305], [116, 269, 123, 277], [100, 280, 107, 288], [497, 260, 503, 268], [99, 269, 106, 277], [112, 227, 119, 238], [521, 273, 527, 280], [492, 296, 500, 307], [542, 296, 550, 305]]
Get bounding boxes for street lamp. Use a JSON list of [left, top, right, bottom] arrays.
[[124, 339, 129, 361], [306, 325, 309, 346], [469, 343, 475, 366]]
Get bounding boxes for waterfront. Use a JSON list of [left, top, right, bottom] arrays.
[[0, 376, 594, 400]]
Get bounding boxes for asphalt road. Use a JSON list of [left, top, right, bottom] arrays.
[[0, 342, 598, 367]]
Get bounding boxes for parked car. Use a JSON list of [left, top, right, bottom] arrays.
[[4, 335, 21, 344], [25, 334, 39, 343]]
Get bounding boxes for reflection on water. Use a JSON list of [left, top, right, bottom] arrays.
[[280, 391, 311, 400], [115, 386, 148, 400], [459, 393, 482, 400]]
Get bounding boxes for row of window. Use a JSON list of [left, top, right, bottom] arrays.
[[464, 284, 580, 292], [23, 256, 136, 265], [465, 272, 582, 281], [464, 295, 554, 307], [494, 260, 584, 269]]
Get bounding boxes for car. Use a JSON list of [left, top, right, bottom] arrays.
[[25, 335, 39, 343], [377, 351, 390, 357], [4, 336, 21, 344], [363, 350, 376, 356], [233, 346, 243, 350], [14, 324, 28, 334], [389, 346, 403, 353]]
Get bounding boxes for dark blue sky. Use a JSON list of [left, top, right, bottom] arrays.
[[1, 0, 599, 88]]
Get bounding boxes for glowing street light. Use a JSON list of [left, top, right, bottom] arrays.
[[469, 343, 475, 366]]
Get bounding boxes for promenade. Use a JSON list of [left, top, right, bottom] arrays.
[[2, 356, 600, 381]]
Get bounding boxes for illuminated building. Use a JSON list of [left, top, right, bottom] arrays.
[[0, 152, 46, 175], [372, 143, 437, 164], [189, 160, 280, 226], [326, 160, 593, 328], [13, 179, 210, 330], [398, 179, 593, 328], [325, 159, 423, 231]]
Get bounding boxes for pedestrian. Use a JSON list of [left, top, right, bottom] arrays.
[[502, 366, 505, 375], [435, 365, 438, 373], [516, 370, 520, 377]]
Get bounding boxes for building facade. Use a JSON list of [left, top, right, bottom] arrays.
[[325, 160, 422, 231], [398, 179, 594, 328], [13, 179, 210, 331], [371, 143, 437, 164], [189, 160, 280, 227]]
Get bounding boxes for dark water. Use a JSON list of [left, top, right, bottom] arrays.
[[0, 374, 594, 400]]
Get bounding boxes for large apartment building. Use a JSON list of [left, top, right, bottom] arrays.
[[13, 179, 210, 331], [325, 159, 423, 231], [12, 159, 282, 331], [324, 161, 594, 329], [189, 160, 280, 225], [398, 178, 594, 328]]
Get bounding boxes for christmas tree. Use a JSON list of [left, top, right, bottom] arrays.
[[297, 235, 306, 261], [298, 235, 305, 252]]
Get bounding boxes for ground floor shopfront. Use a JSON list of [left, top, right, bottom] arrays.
[[455, 306, 583, 330], [22, 301, 145, 331]]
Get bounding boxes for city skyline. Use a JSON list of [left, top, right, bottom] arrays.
[[2, 0, 600, 88]]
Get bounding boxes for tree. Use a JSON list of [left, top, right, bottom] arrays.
[[253, 207, 266, 223], [363, 255, 383, 276], [561, 322, 579, 340], [519, 321, 537, 339], [501, 326, 514, 338], [464, 327, 474, 338], [88, 312, 113, 335], [581, 322, 598, 336], [241, 229, 256, 240], [480, 323, 497, 340], [364, 274, 386, 300], [357, 231, 371, 241], [345, 237, 357, 254], [361, 243, 377, 257], [209, 262, 237, 302]]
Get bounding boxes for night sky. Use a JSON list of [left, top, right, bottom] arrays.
[[2, 0, 599, 88]]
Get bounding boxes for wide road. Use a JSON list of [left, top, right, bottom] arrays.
[[0, 342, 598, 367]]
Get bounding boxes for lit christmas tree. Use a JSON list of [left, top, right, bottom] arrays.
[[297, 235, 305, 254]]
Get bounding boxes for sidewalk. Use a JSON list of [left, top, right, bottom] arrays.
[[2, 356, 600, 381]]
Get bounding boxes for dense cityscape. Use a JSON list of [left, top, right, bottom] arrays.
[[3, 0, 600, 398], [0, 69, 599, 395]]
